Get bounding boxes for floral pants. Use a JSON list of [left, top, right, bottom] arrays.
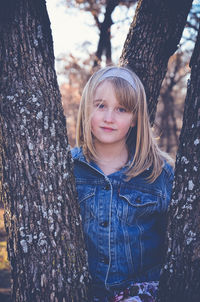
[[92, 281, 159, 302]]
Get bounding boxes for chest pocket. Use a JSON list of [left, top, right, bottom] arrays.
[[76, 184, 96, 224], [117, 190, 159, 225]]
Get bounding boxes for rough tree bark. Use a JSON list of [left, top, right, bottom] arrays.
[[0, 0, 89, 301], [157, 25, 200, 302], [120, 0, 193, 124]]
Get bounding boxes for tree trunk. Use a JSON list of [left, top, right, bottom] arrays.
[[120, 0, 193, 124], [0, 1, 90, 301], [157, 25, 200, 302]]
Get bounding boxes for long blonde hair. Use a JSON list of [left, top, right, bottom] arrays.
[[76, 66, 173, 182]]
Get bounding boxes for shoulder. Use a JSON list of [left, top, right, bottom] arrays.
[[71, 147, 82, 160], [71, 147, 87, 179], [162, 161, 174, 182], [71, 147, 88, 170]]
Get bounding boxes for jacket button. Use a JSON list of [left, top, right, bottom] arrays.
[[135, 196, 141, 203], [100, 256, 109, 264], [104, 184, 110, 190], [100, 221, 109, 227]]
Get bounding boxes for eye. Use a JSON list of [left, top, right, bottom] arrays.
[[98, 103, 105, 109], [93, 100, 105, 109], [117, 107, 126, 113]]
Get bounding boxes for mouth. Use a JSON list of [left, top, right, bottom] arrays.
[[101, 127, 116, 132]]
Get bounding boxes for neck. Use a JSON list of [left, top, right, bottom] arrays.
[[94, 141, 128, 160], [93, 141, 129, 175]]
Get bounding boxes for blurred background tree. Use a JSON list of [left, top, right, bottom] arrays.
[[65, 0, 138, 66]]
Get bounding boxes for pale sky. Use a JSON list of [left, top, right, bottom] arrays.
[[46, 0, 98, 58]]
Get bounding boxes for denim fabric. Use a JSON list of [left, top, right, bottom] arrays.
[[71, 147, 174, 297]]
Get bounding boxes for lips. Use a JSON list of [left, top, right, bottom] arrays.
[[101, 126, 116, 131]]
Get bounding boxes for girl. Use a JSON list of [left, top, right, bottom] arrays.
[[71, 66, 174, 302]]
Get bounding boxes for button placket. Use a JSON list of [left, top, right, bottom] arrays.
[[97, 180, 111, 273], [104, 183, 110, 190]]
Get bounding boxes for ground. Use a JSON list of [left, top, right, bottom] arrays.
[[0, 207, 11, 302]]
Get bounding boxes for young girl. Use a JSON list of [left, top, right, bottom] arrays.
[[71, 66, 174, 302]]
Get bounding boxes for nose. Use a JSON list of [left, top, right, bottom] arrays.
[[103, 109, 114, 123]]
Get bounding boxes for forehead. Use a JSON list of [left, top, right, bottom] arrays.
[[93, 80, 116, 100]]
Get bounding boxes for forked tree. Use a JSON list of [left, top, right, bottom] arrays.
[[0, 0, 199, 301]]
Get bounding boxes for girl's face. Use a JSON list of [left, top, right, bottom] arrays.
[[91, 81, 135, 148]]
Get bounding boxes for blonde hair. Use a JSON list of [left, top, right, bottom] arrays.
[[76, 66, 173, 182]]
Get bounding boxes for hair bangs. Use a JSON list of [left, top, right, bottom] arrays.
[[106, 78, 138, 114]]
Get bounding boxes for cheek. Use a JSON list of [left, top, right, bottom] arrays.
[[117, 124, 130, 137], [119, 117, 134, 132], [91, 113, 99, 130]]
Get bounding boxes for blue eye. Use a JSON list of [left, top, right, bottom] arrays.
[[117, 107, 126, 113], [98, 104, 105, 109]]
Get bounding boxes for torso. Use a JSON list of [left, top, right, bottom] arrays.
[[71, 147, 174, 295]]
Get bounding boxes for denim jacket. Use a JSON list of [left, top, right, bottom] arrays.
[[71, 147, 174, 294]]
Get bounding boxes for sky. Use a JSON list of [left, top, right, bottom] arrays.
[[46, 0, 98, 58]]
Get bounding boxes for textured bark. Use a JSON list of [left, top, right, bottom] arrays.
[[120, 0, 193, 123], [0, 0, 90, 301], [157, 25, 200, 302]]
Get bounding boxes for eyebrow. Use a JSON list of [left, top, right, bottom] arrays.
[[93, 99, 105, 103], [93, 99, 127, 109]]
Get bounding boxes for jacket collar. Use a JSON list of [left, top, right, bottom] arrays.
[[71, 146, 132, 167], [71, 146, 130, 178], [71, 147, 88, 163]]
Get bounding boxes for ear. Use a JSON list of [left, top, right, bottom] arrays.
[[130, 121, 136, 128]]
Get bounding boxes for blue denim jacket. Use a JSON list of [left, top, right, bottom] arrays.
[[71, 147, 174, 295]]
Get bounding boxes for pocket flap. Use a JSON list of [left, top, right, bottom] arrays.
[[119, 191, 158, 207]]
